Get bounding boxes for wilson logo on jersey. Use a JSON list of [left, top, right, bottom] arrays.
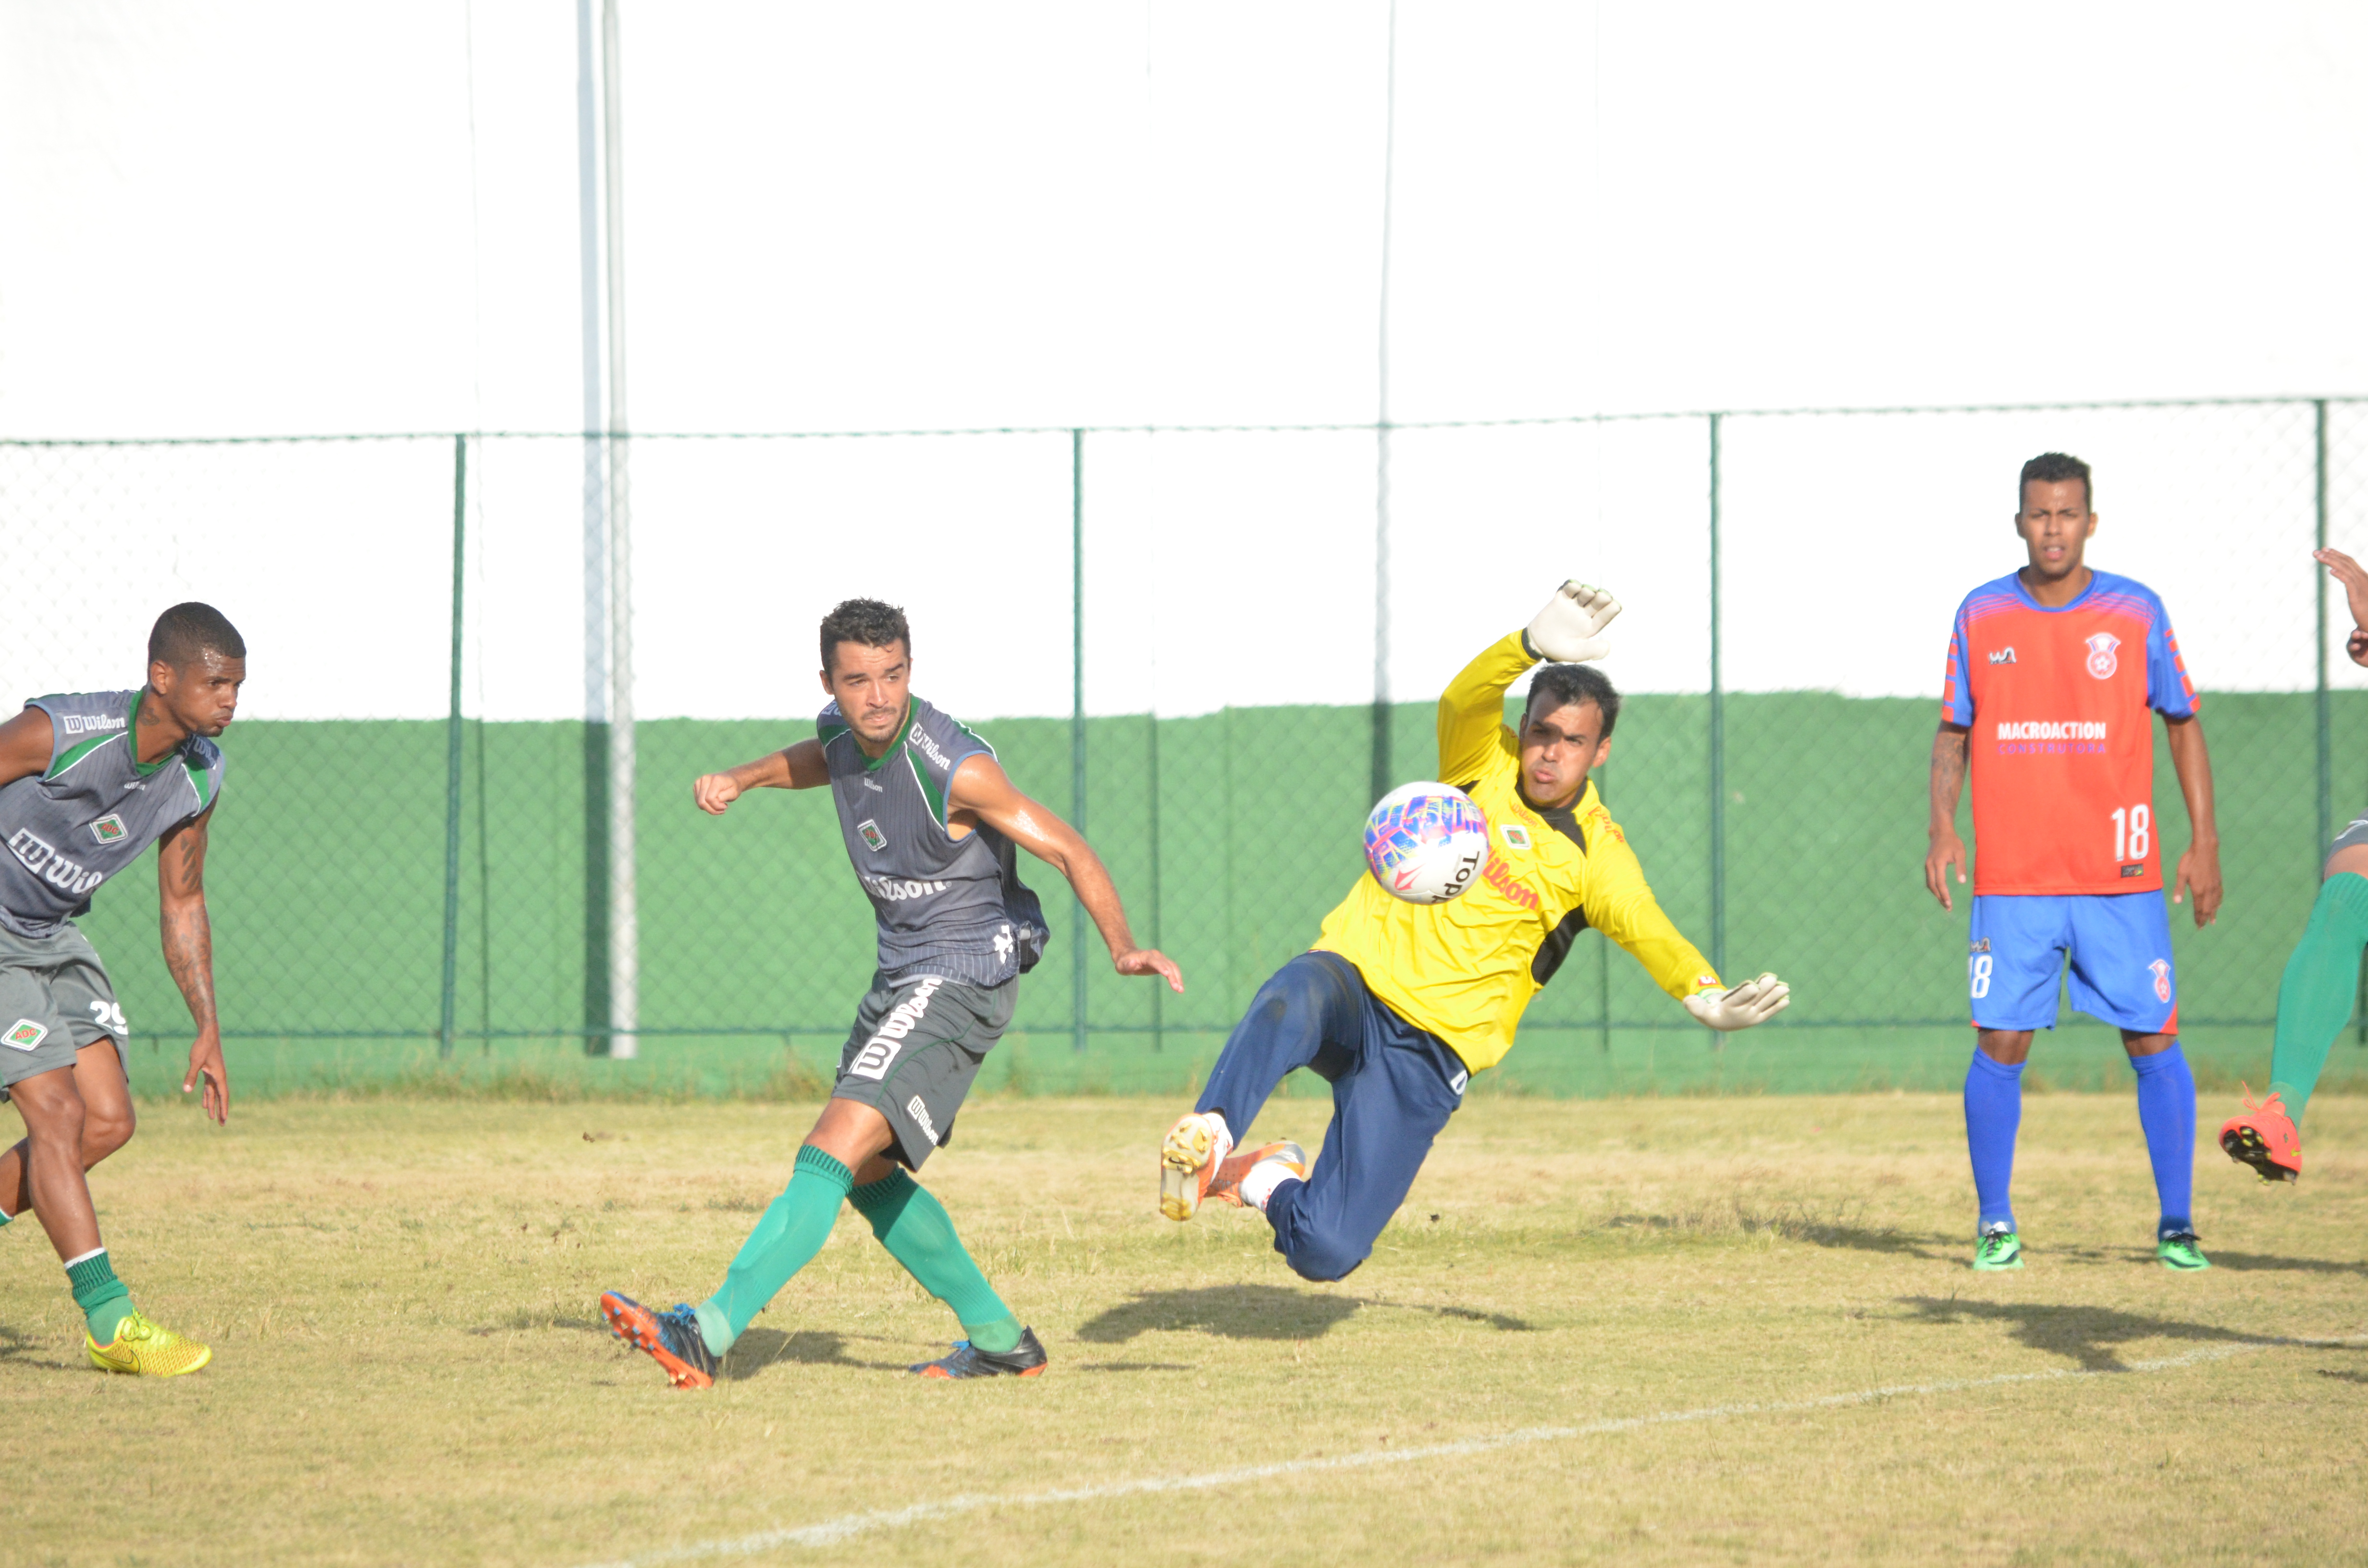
[[847, 977, 944, 1080], [857, 818, 888, 852], [59, 714, 126, 736], [90, 814, 126, 845], [7, 829, 103, 896], [863, 874, 948, 902], [906, 728, 954, 771], [1987, 647, 2016, 664], [1480, 855, 1540, 910], [2084, 632, 2121, 678]]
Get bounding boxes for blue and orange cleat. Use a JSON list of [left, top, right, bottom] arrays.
[[2220, 1086, 2301, 1183], [912, 1327, 1048, 1379], [600, 1291, 718, 1389]]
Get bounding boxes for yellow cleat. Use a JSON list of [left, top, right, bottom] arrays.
[[86, 1310, 212, 1377], [1159, 1112, 1231, 1222]]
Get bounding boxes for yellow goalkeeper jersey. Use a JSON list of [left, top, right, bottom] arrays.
[[1312, 631, 1721, 1073]]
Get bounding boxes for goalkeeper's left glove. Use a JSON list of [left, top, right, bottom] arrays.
[[1683, 973, 1791, 1032], [1524, 581, 1621, 663]]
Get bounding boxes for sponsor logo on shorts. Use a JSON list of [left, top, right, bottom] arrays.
[[2149, 958, 2172, 1003], [846, 976, 945, 1081], [60, 714, 126, 736], [2084, 632, 2120, 679], [862, 874, 948, 902], [1447, 1068, 1469, 1097], [906, 1094, 940, 1144], [1987, 647, 2016, 664], [992, 924, 1014, 960], [8, 829, 103, 896], [90, 814, 127, 845], [1501, 823, 1532, 850], [2, 1019, 47, 1052], [857, 818, 888, 852]]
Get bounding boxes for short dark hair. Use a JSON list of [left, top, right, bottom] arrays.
[[1523, 663, 1620, 739], [819, 598, 911, 673], [148, 602, 246, 668], [2020, 451, 2092, 511]]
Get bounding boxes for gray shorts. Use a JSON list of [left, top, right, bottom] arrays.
[[0, 922, 129, 1095], [830, 972, 1014, 1171]]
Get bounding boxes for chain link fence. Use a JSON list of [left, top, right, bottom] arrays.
[[4, 398, 2364, 1096]]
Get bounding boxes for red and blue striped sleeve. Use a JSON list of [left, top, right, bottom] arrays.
[[1940, 602, 1975, 725], [2146, 600, 2199, 717]]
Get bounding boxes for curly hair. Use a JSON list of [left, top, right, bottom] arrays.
[[2020, 451, 2092, 511], [818, 598, 911, 673]]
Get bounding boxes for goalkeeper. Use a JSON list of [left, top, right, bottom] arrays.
[[1158, 583, 1790, 1280]]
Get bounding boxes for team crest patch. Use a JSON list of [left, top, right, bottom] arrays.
[[2, 1019, 47, 1052], [857, 819, 888, 852], [90, 814, 126, 845], [1502, 823, 1532, 850], [2149, 959, 2172, 1004], [2084, 632, 2121, 679]]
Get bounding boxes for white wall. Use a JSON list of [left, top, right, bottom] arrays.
[[3, 4, 2366, 719]]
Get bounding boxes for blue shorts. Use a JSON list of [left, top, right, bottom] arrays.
[[1967, 893, 2177, 1035]]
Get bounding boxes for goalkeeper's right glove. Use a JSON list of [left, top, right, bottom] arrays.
[[1524, 581, 1621, 663], [1682, 973, 1791, 1032]]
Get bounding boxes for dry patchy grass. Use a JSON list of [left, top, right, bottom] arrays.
[[1, 1091, 2364, 1566]]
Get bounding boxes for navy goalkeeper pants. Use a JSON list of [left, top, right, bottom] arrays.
[[1195, 951, 1469, 1282]]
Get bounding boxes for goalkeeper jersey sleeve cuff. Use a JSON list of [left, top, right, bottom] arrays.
[[1519, 628, 1542, 662]]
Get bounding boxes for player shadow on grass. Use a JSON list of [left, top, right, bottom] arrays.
[[2186, 1250, 2368, 1278], [0, 1321, 78, 1373], [721, 1327, 918, 1380], [1895, 1296, 2368, 1373], [1076, 1285, 1534, 1345]]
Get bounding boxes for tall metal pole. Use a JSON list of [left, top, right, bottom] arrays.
[[574, 0, 612, 1055], [1707, 413, 1727, 989], [602, 0, 638, 1059], [1368, 0, 1399, 810], [2315, 399, 2331, 862], [1071, 429, 1088, 1054], [439, 435, 469, 1059]]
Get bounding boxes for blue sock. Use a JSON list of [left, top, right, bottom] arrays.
[[1963, 1050, 2024, 1230], [2129, 1043, 2196, 1237]]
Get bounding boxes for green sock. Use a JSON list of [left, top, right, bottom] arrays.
[[699, 1145, 853, 1355], [847, 1168, 1021, 1353], [2268, 871, 2368, 1125], [65, 1249, 134, 1344]]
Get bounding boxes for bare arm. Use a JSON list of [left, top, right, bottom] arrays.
[[0, 708, 52, 787], [157, 805, 228, 1124], [694, 738, 829, 815], [1923, 723, 1971, 911], [2164, 713, 2221, 927], [946, 755, 1184, 992]]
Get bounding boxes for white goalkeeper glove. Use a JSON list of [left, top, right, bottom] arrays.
[[1525, 581, 1621, 663], [1683, 972, 1791, 1032]]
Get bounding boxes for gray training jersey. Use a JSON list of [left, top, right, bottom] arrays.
[[0, 690, 227, 939], [821, 696, 1048, 988]]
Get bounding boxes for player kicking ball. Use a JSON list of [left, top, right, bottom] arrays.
[[1925, 453, 2222, 1273], [0, 603, 239, 1374], [2219, 546, 2368, 1182], [602, 599, 1181, 1385], [1157, 582, 1789, 1280]]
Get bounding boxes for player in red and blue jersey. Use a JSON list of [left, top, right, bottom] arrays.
[[1924, 452, 2223, 1273]]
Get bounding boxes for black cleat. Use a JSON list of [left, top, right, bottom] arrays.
[[911, 1327, 1049, 1379]]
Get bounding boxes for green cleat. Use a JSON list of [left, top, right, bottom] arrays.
[[1971, 1224, 2024, 1271], [2157, 1230, 2211, 1272]]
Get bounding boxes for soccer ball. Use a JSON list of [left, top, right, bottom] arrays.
[[1364, 782, 1490, 905]]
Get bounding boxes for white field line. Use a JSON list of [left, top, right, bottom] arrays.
[[579, 1333, 2366, 1568]]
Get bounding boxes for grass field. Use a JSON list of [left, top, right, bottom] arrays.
[[3, 1090, 2365, 1567]]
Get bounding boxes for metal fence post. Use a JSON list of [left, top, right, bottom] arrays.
[[439, 434, 469, 1059], [1072, 428, 1088, 1054], [2315, 399, 2331, 860], [1707, 413, 1727, 989], [1147, 711, 1163, 1052]]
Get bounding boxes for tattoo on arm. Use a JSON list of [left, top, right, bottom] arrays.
[[1930, 727, 1969, 823], [159, 823, 219, 1032]]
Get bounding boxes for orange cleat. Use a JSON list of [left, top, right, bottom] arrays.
[[600, 1291, 718, 1389], [2220, 1086, 2301, 1183], [1204, 1141, 1310, 1208]]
